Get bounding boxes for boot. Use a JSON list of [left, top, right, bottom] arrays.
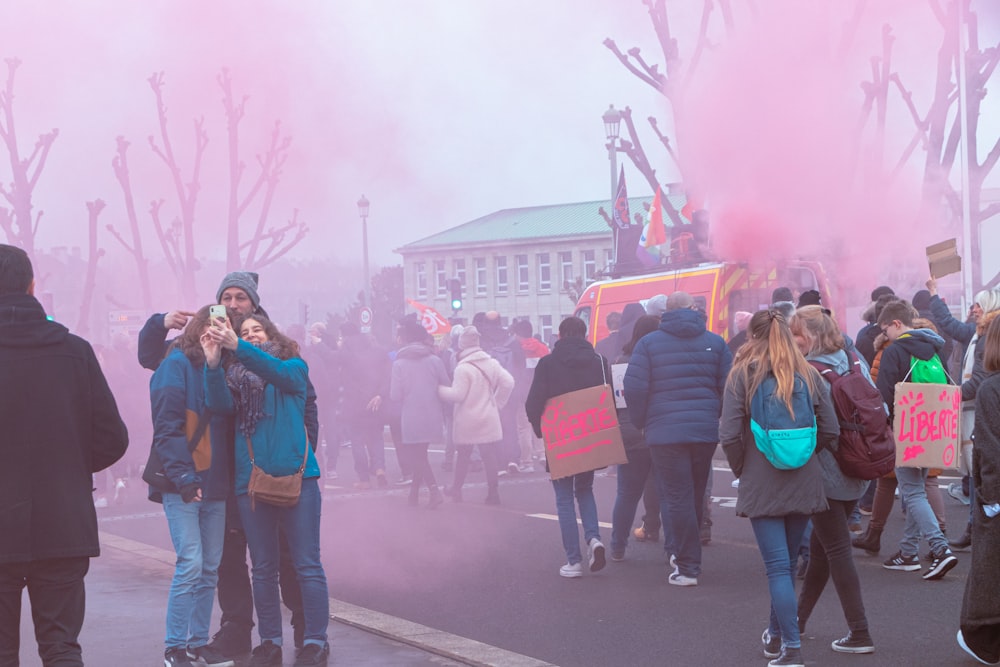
[[428, 485, 444, 508], [485, 488, 500, 505], [851, 525, 882, 555], [407, 486, 419, 507], [948, 524, 972, 551]]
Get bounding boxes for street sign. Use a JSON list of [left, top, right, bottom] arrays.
[[359, 306, 373, 333]]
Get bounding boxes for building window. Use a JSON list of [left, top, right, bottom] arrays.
[[537, 253, 551, 292], [516, 254, 529, 293], [454, 258, 466, 289], [604, 249, 613, 271], [559, 251, 573, 288], [416, 262, 427, 298], [474, 257, 487, 296], [540, 314, 553, 345], [435, 260, 447, 296], [583, 250, 596, 281], [495, 256, 508, 294]]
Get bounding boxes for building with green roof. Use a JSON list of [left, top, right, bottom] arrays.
[[395, 194, 683, 342]]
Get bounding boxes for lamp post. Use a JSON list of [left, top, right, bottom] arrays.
[[357, 194, 371, 307], [602, 104, 624, 268]]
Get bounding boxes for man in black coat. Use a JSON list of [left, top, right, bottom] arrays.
[[0, 244, 129, 666]]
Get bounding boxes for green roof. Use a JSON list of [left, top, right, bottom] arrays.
[[397, 194, 687, 252]]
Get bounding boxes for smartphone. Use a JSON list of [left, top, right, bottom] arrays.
[[209, 305, 227, 323]]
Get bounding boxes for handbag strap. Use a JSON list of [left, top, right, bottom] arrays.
[[246, 425, 310, 473]]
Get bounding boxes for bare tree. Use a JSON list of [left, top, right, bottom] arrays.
[[108, 136, 153, 309], [0, 57, 58, 256], [76, 200, 106, 335], [218, 69, 307, 272]]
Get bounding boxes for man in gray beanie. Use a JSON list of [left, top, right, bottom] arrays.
[[215, 271, 262, 313]]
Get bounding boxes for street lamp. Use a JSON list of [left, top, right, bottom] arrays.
[[357, 194, 371, 307], [602, 105, 625, 268]]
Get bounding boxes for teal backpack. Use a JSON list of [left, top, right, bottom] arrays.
[[750, 373, 817, 470]]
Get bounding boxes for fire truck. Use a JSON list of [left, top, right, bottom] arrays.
[[573, 260, 839, 346]]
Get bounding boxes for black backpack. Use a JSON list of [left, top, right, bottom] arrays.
[[808, 351, 895, 480]]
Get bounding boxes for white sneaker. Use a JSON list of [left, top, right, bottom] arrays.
[[588, 538, 606, 572], [559, 562, 583, 578], [94, 496, 108, 508], [668, 571, 698, 586], [506, 462, 520, 474]]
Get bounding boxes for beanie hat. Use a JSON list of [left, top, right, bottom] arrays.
[[458, 325, 481, 350], [912, 289, 932, 312], [216, 271, 261, 310], [771, 286, 794, 303], [733, 311, 752, 333], [642, 294, 668, 316], [871, 285, 894, 302], [797, 289, 822, 308]]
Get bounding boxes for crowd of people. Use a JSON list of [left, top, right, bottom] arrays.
[[4, 238, 999, 667]]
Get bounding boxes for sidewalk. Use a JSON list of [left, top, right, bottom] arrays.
[[15, 532, 533, 667]]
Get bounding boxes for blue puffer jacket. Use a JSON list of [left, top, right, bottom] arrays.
[[204, 340, 320, 495], [149, 347, 232, 502], [623, 308, 732, 445]]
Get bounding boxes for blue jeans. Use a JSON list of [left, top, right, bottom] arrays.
[[238, 478, 329, 647], [162, 494, 226, 650], [552, 472, 600, 565], [649, 444, 713, 577], [895, 466, 948, 556], [751, 515, 810, 650], [611, 448, 653, 553]]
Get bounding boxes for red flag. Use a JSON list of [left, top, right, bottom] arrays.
[[406, 299, 452, 337], [681, 191, 703, 222], [646, 187, 668, 246]]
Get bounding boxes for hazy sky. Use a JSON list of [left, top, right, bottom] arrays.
[[1, 1, 997, 281]]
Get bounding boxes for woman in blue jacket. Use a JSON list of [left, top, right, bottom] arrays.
[[149, 305, 234, 667], [201, 315, 329, 667]]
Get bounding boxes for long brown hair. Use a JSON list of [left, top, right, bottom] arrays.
[[984, 314, 1000, 373], [232, 314, 301, 360], [730, 309, 820, 419], [168, 305, 213, 365], [789, 305, 844, 356]]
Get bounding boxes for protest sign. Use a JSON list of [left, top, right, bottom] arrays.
[[610, 363, 628, 409], [926, 238, 961, 278], [541, 383, 627, 480], [893, 382, 961, 469]]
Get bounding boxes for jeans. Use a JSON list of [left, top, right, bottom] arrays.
[[895, 466, 948, 556], [0, 556, 89, 667], [649, 444, 713, 577], [751, 515, 810, 650], [552, 472, 600, 565], [218, 495, 254, 631], [452, 442, 500, 494], [797, 499, 869, 636], [611, 448, 653, 553], [162, 494, 226, 649], [238, 479, 329, 648], [349, 414, 386, 482]]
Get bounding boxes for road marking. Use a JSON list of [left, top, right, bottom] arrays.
[[98, 531, 554, 667], [527, 513, 613, 529]]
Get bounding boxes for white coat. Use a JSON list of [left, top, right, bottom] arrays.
[[438, 347, 514, 445]]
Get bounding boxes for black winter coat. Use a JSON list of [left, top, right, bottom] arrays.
[[876, 328, 946, 422], [0, 293, 128, 564], [525, 336, 610, 439]]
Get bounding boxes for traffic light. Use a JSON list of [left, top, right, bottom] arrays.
[[449, 278, 463, 312]]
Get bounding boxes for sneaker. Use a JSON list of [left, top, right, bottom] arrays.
[[394, 475, 412, 486], [922, 548, 958, 580], [187, 645, 236, 667], [293, 642, 330, 667], [761, 629, 781, 659], [882, 551, 921, 571], [610, 549, 625, 562], [165, 647, 195, 667], [948, 482, 971, 505], [858, 505, 873, 516], [559, 562, 583, 578], [248, 641, 282, 667], [588, 538, 606, 572], [831, 632, 875, 654], [375, 469, 388, 488], [847, 520, 862, 535], [206, 622, 251, 659], [957, 628, 1000, 665], [668, 571, 698, 586], [507, 462, 520, 474], [94, 496, 108, 508], [768, 646, 804, 667], [518, 462, 535, 473], [325, 470, 338, 480], [633, 525, 659, 543]]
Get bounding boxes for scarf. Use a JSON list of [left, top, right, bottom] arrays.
[[225, 340, 279, 438]]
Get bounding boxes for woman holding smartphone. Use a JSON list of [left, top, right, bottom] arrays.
[[201, 314, 329, 667]]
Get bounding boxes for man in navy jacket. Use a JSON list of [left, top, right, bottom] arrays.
[[623, 291, 731, 586], [0, 244, 128, 665]]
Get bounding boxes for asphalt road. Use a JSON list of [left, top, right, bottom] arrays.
[[95, 446, 977, 666]]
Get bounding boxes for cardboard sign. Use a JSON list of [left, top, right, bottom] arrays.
[[893, 382, 961, 469], [926, 238, 961, 278], [541, 383, 627, 480], [611, 363, 628, 409]]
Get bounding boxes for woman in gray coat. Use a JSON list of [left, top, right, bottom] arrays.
[[720, 310, 837, 667], [390, 320, 450, 508]]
